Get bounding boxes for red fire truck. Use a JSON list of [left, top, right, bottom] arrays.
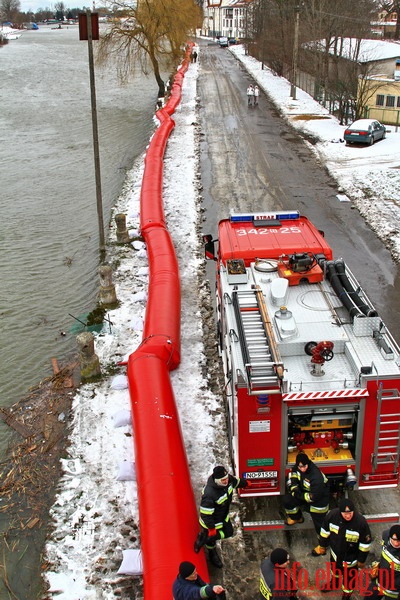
[[204, 211, 400, 527]]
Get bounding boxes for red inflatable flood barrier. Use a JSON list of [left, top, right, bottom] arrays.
[[127, 353, 202, 595], [140, 225, 180, 367], [127, 48, 209, 599]]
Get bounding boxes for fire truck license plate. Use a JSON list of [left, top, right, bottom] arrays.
[[245, 471, 278, 479]]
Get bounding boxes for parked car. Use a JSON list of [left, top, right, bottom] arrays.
[[228, 37, 237, 45], [343, 119, 386, 146], [218, 36, 229, 47]]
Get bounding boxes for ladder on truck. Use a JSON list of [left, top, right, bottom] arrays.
[[372, 387, 400, 472], [232, 287, 283, 392]]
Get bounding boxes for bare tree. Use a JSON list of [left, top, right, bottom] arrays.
[[251, 0, 379, 118], [97, 0, 202, 97], [356, 69, 389, 119], [54, 1, 65, 20], [379, 0, 400, 38], [0, 0, 21, 22]]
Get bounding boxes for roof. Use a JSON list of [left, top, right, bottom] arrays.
[[218, 213, 333, 266], [347, 119, 379, 129], [309, 38, 400, 63], [221, 0, 254, 7]]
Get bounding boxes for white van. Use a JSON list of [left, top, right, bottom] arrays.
[[218, 36, 228, 47]]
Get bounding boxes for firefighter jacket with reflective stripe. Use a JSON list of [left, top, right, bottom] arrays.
[[259, 558, 298, 600], [173, 574, 217, 600], [289, 460, 329, 512], [199, 474, 247, 530], [319, 508, 372, 566], [376, 529, 400, 598]]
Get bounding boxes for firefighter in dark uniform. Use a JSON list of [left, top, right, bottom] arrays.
[[362, 524, 400, 600], [312, 497, 372, 599], [282, 452, 329, 533], [193, 465, 248, 568], [260, 548, 299, 600]]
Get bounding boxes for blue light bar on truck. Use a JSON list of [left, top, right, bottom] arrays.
[[230, 211, 300, 223]]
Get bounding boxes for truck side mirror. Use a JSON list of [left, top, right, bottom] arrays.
[[202, 234, 217, 261]]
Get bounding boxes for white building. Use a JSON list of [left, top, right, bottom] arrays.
[[201, 0, 253, 40]]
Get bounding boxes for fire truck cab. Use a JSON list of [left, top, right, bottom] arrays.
[[204, 211, 400, 522]]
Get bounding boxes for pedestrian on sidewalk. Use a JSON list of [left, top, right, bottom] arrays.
[[193, 465, 249, 568], [254, 85, 260, 106], [247, 84, 254, 107]]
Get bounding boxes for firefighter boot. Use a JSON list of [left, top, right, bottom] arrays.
[[312, 545, 327, 556], [194, 530, 208, 553], [208, 547, 223, 568], [285, 511, 304, 526]]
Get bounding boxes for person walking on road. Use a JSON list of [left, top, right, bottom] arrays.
[[172, 561, 226, 600], [194, 465, 249, 568], [254, 85, 260, 106], [312, 497, 372, 599], [362, 524, 400, 600], [282, 452, 330, 533], [260, 548, 301, 600], [247, 84, 254, 107]]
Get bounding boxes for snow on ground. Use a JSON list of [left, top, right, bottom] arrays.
[[43, 42, 400, 599], [230, 44, 400, 262], [43, 56, 228, 600]]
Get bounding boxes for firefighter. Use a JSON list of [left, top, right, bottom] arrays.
[[282, 452, 329, 533], [362, 524, 400, 600], [193, 465, 248, 568], [311, 497, 372, 599], [260, 548, 299, 600], [172, 561, 226, 600]]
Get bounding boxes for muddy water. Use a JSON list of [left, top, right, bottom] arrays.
[[0, 25, 158, 422]]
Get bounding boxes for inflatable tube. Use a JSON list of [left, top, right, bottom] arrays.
[[141, 226, 180, 368], [140, 115, 175, 231], [127, 352, 204, 597], [127, 46, 209, 599]]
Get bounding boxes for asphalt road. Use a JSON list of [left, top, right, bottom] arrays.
[[198, 40, 400, 340], [197, 40, 400, 599]]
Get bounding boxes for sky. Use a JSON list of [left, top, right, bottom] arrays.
[[42, 41, 400, 599], [20, 0, 93, 15]]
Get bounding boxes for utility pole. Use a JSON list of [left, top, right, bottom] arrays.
[[79, 10, 105, 256], [290, 6, 300, 100]]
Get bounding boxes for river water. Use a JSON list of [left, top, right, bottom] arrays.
[[0, 24, 159, 432], [0, 25, 162, 597]]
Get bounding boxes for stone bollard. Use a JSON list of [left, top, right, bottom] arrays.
[[77, 331, 101, 380], [115, 213, 131, 243], [98, 265, 118, 306]]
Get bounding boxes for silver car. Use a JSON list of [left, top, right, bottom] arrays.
[[343, 119, 386, 146]]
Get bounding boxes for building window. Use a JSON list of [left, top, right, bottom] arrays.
[[376, 94, 385, 106], [397, 96, 400, 107], [386, 95, 395, 107]]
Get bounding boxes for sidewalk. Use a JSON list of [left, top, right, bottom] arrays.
[[230, 43, 400, 263]]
